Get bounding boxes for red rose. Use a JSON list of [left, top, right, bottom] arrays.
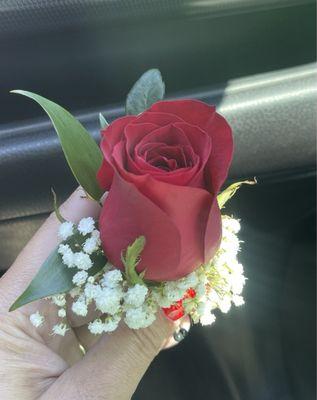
[[97, 100, 233, 281]]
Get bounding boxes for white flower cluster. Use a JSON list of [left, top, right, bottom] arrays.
[[30, 215, 246, 336], [57, 218, 101, 281], [30, 218, 102, 336], [181, 216, 246, 325], [30, 311, 44, 328], [74, 268, 157, 332]]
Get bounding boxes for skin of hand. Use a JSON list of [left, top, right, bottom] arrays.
[[0, 188, 190, 400]]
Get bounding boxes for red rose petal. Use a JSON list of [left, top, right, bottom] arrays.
[[97, 100, 232, 281], [148, 100, 233, 192], [99, 172, 182, 281], [148, 99, 216, 131]]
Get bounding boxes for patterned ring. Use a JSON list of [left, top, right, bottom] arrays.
[[173, 327, 189, 342]]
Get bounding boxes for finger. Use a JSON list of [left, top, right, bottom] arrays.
[[0, 187, 101, 313], [42, 313, 176, 400], [66, 297, 102, 328], [74, 313, 191, 354]]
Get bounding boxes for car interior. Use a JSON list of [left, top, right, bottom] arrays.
[[0, 1, 316, 399]]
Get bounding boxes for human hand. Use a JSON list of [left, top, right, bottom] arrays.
[[0, 188, 189, 400]]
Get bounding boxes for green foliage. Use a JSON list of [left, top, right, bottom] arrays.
[[51, 188, 66, 223], [217, 179, 257, 209], [126, 69, 165, 115], [121, 236, 146, 285], [9, 247, 107, 311], [11, 90, 104, 201]]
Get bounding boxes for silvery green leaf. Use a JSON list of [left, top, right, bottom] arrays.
[[126, 69, 165, 115]]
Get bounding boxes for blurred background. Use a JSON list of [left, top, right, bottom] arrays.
[[0, 1, 316, 399]]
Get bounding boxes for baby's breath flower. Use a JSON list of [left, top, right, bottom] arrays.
[[219, 296, 232, 313], [196, 302, 206, 317], [231, 262, 244, 275], [221, 232, 240, 256], [195, 282, 207, 299], [91, 229, 101, 242], [207, 290, 220, 305], [52, 323, 69, 336], [58, 244, 70, 255], [124, 284, 148, 307], [78, 217, 95, 235], [73, 252, 92, 270], [95, 287, 123, 315], [83, 237, 99, 254], [30, 311, 44, 327], [101, 270, 123, 289], [58, 221, 74, 240], [51, 294, 66, 307], [58, 309, 66, 318], [177, 272, 199, 291], [222, 217, 241, 234], [72, 299, 88, 316], [84, 282, 101, 300], [62, 249, 75, 268], [88, 319, 104, 335], [229, 273, 246, 295], [200, 312, 216, 326], [213, 253, 230, 269], [104, 315, 121, 333], [163, 282, 186, 303], [72, 270, 88, 286], [151, 290, 174, 308], [28, 213, 247, 336], [69, 286, 81, 298], [232, 295, 245, 307], [124, 306, 156, 329]]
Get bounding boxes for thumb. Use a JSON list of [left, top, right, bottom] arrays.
[[43, 313, 176, 400]]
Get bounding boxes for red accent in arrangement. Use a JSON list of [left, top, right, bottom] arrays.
[[162, 288, 196, 321]]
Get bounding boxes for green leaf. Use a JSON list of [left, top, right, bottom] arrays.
[[11, 90, 103, 201], [126, 69, 165, 115], [9, 248, 106, 311], [51, 188, 66, 223], [99, 113, 109, 129], [121, 236, 146, 285], [217, 178, 257, 209]]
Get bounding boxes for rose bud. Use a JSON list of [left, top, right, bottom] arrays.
[[97, 100, 233, 281]]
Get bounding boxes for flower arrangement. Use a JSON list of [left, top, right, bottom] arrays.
[[9, 69, 254, 337]]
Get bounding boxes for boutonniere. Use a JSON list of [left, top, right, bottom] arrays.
[[10, 69, 255, 336]]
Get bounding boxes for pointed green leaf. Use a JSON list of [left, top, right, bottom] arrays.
[[217, 178, 257, 209], [126, 69, 165, 115], [11, 90, 103, 201], [99, 113, 109, 129], [122, 236, 146, 285], [9, 248, 106, 311]]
